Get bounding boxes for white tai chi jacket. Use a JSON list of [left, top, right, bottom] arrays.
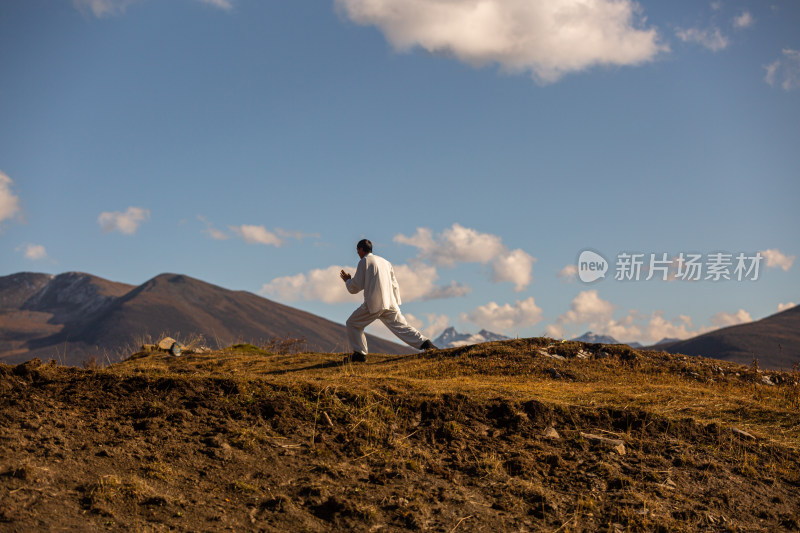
[[345, 253, 402, 313]]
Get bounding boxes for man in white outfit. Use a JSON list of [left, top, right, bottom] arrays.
[[339, 239, 438, 363]]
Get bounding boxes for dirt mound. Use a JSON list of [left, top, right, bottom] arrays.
[[1, 342, 799, 531]]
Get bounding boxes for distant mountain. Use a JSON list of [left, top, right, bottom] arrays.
[[433, 327, 509, 348], [654, 305, 800, 370], [571, 331, 620, 344], [0, 272, 408, 366], [655, 337, 681, 346], [627, 342, 643, 348]]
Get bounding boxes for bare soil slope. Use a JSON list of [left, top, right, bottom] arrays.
[[2, 339, 799, 532]]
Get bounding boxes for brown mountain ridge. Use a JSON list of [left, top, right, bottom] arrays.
[[0, 272, 407, 366], [652, 304, 800, 370]]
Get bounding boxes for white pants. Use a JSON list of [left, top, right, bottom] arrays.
[[346, 304, 427, 354]]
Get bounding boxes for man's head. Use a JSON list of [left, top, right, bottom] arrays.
[[356, 239, 372, 259]]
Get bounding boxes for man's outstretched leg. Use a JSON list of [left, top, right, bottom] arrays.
[[345, 304, 375, 362], [379, 309, 438, 351]]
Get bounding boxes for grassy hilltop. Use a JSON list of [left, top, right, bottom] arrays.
[[1, 339, 799, 532]]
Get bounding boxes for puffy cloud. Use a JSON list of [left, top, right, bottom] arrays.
[[395, 224, 504, 266], [393, 262, 471, 302], [336, 0, 665, 84], [764, 49, 800, 91], [98, 206, 149, 235], [73, 0, 231, 17], [732, 12, 754, 29], [547, 290, 707, 343], [230, 225, 283, 246], [777, 302, 795, 312], [490, 249, 536, 291], [760, 248, 795, 271], [710, 309, 752, 327], [462, 297, 543, 333], [16, 244, 48, 261], [675, 27, 729, 52], [561, 290, 615, 324], [261, 262, 469, 305], [395, 223, 536, 290], [0, 171, 22, 225], [405, 312, 450, 339], [557, 264, 578, 283], [261, 265, 360, 304]]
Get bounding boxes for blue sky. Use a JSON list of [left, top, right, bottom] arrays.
[[1, 0, 798, 346]]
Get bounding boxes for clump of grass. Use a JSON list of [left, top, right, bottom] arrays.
[[227, 343, 271, 356], [143, 462, 175, 482]]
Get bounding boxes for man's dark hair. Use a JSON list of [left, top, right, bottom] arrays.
[[357, 239, 373, 254]]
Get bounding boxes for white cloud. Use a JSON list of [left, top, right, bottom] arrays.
[[198, 215, 229, 240], [98, 206, 149, 235], [230, 225, 284, 246], [16, 244, 48, 261], [73, 0, 231, 17], [196, 0, 233, 10], [490, 249, 536, 291], [777, 302, 795, 312], [764, 49, 800, 91], [675, 26, 729, 52], [261, 265, 360, 304], [462, 297, 543, 333], [547, 290, 707, 343], [557, 264, 578, 283], [710, 309, 752, 327], [336, 0, 665, 84], [261, 262, 469, 305], [395, 223, 536, 290], [711, 1, 722, 10], [732, 12, 754, 29], [0, 171, 22, 225], [561, 290, 615, 324], [395, 224, 504, 266], [275, 228, 321, 241], [760, 248, 795, 271], [393, 262, 471, 302], [405, 312, 450, 339], [73, 0, 137, 17]]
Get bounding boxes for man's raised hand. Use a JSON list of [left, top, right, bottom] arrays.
[[340, 269, 352, 282]]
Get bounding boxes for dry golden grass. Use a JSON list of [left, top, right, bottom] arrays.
[[114, 338, 800, 450]]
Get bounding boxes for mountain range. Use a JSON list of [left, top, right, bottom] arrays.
[[653, 305, 800, 369], [0, 272, 408, 366], [433, 327, 510, 348]]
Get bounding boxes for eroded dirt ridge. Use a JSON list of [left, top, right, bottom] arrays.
[[1, 339, 799, 531]]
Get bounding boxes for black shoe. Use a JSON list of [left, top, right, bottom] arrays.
[[343, 352, 367, 364], [420, 340, 438, 351]]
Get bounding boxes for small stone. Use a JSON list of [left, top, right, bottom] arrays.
[[730, 427, 756, 440], [158, 337, 177, 350], [575, 350, 591, 359], [537, 349, 566, 361], [761, 375, 774, 386], [580, 432, 626, 455], [544, 426, 561, 439], [547, 368, 562, 379]]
